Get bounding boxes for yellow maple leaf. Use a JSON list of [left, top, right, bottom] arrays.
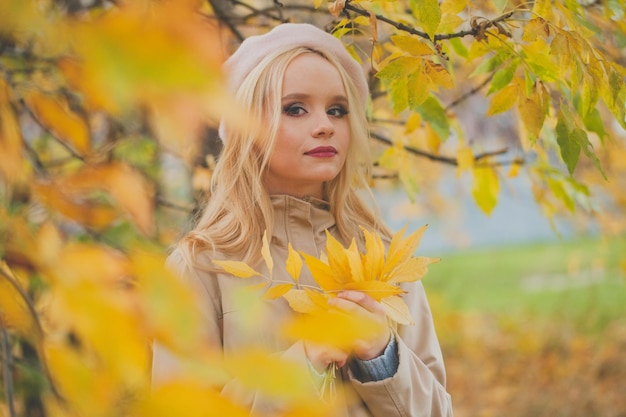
[[282, 308, 385, 350], [222, 349, 313, 401], [382, 224, 428, 281], [283, 289, 319, 314], [213, 260, 260, 278], [386, 256, 440, 284], [133, 380, 250, 417], [381, 296, 414, 325], [263, 283, 294, 300], [361, 227, 385, 282], [285, 242, 302, 282]]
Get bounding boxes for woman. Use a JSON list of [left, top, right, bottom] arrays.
[[152, 23, 453, 416]]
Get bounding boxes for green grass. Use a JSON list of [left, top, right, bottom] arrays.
[[422, 234, 626, 332]]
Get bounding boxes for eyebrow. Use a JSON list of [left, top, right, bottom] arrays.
[[281, 93, 348, 103]]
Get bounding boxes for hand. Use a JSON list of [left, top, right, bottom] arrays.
[[328, 291, 391, 361]]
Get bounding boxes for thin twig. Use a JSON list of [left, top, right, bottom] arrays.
[[208, 0, 245, 42], [1, 328, 16, 417], [445, 74, 494, 110], [370, 132, 458, 165], [156, 195, 195, 212], [0, 268, 64, 403]]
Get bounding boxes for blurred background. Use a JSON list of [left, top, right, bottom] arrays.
[[376, 179, 626, 417]]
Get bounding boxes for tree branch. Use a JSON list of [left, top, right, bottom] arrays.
[[370, 131, 521, 167], [207, 0, 245, 42], [344, 2, 515, 42]]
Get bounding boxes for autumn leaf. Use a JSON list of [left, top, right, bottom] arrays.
[[0, 79, 27, 185], [133, 380, 250, 417], [214, 260, 260, 278], [383, 224, 428, 280], [263, 283, 294, 300], [518, 96, 545, 139], [472, 165, 500, 215], [338, 280, 405, 300], [456, 144, 474, 176], [0, 262, 41, 341], [24, 90, 91, 154], [411, 0, 442, 39], [424, 60, 454, 89], [222, 349, 314, 401], [283, 289, 321, 314], [328, 0, 346, 17], [31, 180, 119, 231], [44, 341, 122, 417], [381, 296, 414, 325], [487, 83, 519, 116], [391, 35, 434, 56], [286, 243, 302, 282], [282, 307, 385, 350], [386, 256, 440, 284], [523, 17, 550, 42], [361, 227, 386, 282]]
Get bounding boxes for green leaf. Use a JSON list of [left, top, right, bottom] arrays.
[[492, 0, 508, 12], [376, 56, 420, 82], [583, 108, 607, 141], [488, 61, 518, 94], [390, 78, 410, 113], [470, 55, 503, 77], [407, 68, 430, 109], [574, 127, 606, 180], [411, 0, 442, 39], [547, 177, 575, 212], [415, 97, 449, 140], [449, 37, 468, 58], [555, 110, 580, 175], [391, 35, 434, 56]]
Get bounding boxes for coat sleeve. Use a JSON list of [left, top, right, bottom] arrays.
[[347, 281, 453, 417]]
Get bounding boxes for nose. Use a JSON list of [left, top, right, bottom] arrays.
[[311, 112, 335, 138]]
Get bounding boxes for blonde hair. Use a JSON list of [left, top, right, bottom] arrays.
[[179, 46, 390, 269]]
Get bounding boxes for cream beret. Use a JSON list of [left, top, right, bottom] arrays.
[[218, 23, 369, 141]]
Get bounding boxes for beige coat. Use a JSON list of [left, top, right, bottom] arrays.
[[152, 195, 453, 417]]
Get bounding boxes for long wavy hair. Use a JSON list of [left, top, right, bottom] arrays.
[[178, 45, 391, 269]]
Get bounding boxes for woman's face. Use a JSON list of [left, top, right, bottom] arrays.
[[263, 53, 351, 200]]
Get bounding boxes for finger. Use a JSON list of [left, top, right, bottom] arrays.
[[336, 291, 385, 315]]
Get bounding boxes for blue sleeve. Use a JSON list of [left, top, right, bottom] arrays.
[[349, 333, 399, 382]]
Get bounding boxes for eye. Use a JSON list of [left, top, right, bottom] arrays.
[[283, 104, 307, 116], [328, 105, 348, 118]]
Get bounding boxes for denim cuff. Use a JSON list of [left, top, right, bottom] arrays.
[[350, 333, 399, 382]]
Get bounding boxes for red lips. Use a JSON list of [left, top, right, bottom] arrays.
[[304, 146, 337, 157]]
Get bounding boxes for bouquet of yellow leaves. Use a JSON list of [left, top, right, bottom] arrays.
[[214, 224, 439, 326], [214, 224, 438, 401]]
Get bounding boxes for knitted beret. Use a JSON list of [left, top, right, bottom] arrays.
[[218, 23, 369, 141]]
